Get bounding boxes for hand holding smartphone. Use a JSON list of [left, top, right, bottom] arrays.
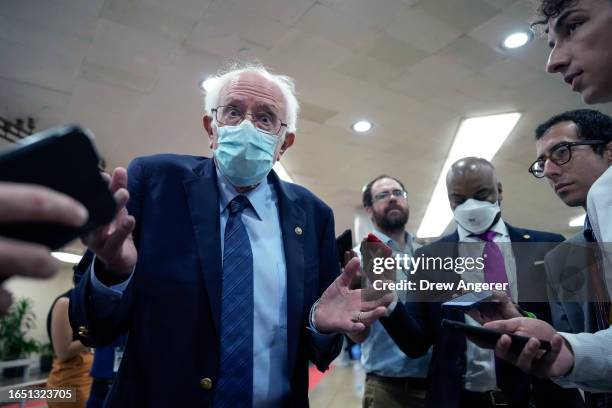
[[0, 125, 116, 250], [441, 319, 552, 355]]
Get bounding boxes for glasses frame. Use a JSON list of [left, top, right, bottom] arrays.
[[528, 140, 607, 178], [373, 189, 407, 203], [211, 105, 288, 136]]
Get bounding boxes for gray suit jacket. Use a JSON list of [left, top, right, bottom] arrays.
[[547, 175, 612, 392], [545, 232, 591, 334]]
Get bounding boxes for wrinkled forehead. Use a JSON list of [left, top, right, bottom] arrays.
[[372, 178, 403, 195], [536, 121, 580, 155], [219, 72, 287, 117]]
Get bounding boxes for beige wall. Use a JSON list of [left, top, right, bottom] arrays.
[[5, 263, 75, 346]]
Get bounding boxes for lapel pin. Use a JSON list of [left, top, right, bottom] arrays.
[[523, 234, 531, 240], [295, 226, 303, 236]]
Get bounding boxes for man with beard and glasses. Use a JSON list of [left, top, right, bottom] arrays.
[[351, 175, 431, 408], [377, 157, 582, 407]]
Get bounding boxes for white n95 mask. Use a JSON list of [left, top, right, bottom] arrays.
[[453, 198, 500, 235]]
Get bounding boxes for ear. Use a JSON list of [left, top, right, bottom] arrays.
[[203, 115, 215, 149], [497, 181, 503, 204], [276, 132, 295, 161], [605, 141, 612, 164], [364, 206, 373, 217]]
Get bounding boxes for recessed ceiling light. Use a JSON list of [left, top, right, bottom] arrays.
[[352, 120, 372, 133], [502, 31, 533, 49], [199, 78, 216, 92], [569, 214, 586, 227], [416, 112, 522, 238]]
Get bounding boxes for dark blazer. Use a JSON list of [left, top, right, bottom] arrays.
[[70, 155, 343, 407], [381, 223, 583, 408]]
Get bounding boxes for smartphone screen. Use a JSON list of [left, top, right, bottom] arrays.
[[442, 290, 494, 310]]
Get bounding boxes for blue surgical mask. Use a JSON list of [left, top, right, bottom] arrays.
[[214, 120, 280, 187]]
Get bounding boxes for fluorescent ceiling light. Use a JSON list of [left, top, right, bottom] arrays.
[[352, 120, 372, 133], [416, 112, 522, 238], [502, 31, 532, 49], [273, 161, 293, 183], [52, 252, 82, 264], [569, 214, 586, 227], [199, 78, 216, 92]]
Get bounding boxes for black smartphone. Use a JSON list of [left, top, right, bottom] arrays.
[[442, 291, 494, 310], [441, 319, 552, 354], [336, 229, 353, 267], [0, 125, 117, 249]]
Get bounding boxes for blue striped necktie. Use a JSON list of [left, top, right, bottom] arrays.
[[215, 195, 253, 407]]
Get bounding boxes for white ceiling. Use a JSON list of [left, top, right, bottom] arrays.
[[2, 0, 612, 244]]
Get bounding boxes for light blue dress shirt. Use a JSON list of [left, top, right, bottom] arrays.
[[91, 168, 290, 407], [216, 169, 289, 408], [360, 230, 432, 378]]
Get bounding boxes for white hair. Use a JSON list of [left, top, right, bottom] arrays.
[[203, 63, 300, 133]]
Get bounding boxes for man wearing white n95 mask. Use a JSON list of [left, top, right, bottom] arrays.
[[69, 64, 391, 407], [453, 199, 502, 237], [378, 157, 580, 408]]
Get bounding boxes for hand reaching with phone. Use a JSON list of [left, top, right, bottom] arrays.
[[484, 317, 574, 378], [82, 168, 137, 279], [0, 182, 88, 315], [360, 233, 395, 284]]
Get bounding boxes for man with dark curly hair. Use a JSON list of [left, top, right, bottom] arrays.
[[534, 0, 612, 104]]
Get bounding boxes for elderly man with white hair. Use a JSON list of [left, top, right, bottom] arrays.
[[69, 63, 391, 407]]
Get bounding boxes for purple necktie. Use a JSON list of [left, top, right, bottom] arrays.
[[475, 230, 511, 299]]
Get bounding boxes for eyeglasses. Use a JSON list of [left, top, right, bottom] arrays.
[[373, 189, 407, 202], [528, 140, 607, 178], [212, 105, 287, 136]]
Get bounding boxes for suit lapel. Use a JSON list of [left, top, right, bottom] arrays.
[[183, 159, 222, 336], [506, 223, 534, 302], [440, 232, 467, 363], [271, 173, 306, 376]]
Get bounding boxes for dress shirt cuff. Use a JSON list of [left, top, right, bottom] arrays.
[[90, 256, 134, 296], [307, 299, 339, 337], [551, 331, 612, 390], [308, 299, 324, 334], [386, 292, 398, 316]]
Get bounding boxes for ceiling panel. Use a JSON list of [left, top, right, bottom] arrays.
[[0, 0, 604, 240]]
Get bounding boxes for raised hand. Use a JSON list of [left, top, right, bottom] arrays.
[[82, 168, 136, 278], [0, 182, 88, 315], [314, 257, 394, 335]]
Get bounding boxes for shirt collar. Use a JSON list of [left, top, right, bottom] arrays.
[[457, 218, 508, 241], [216, 166, 269, 221], [371, 229, 414, 253]]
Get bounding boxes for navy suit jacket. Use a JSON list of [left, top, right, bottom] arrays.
[[70, 155, 343, 407], [381, 224, 583, 408]]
